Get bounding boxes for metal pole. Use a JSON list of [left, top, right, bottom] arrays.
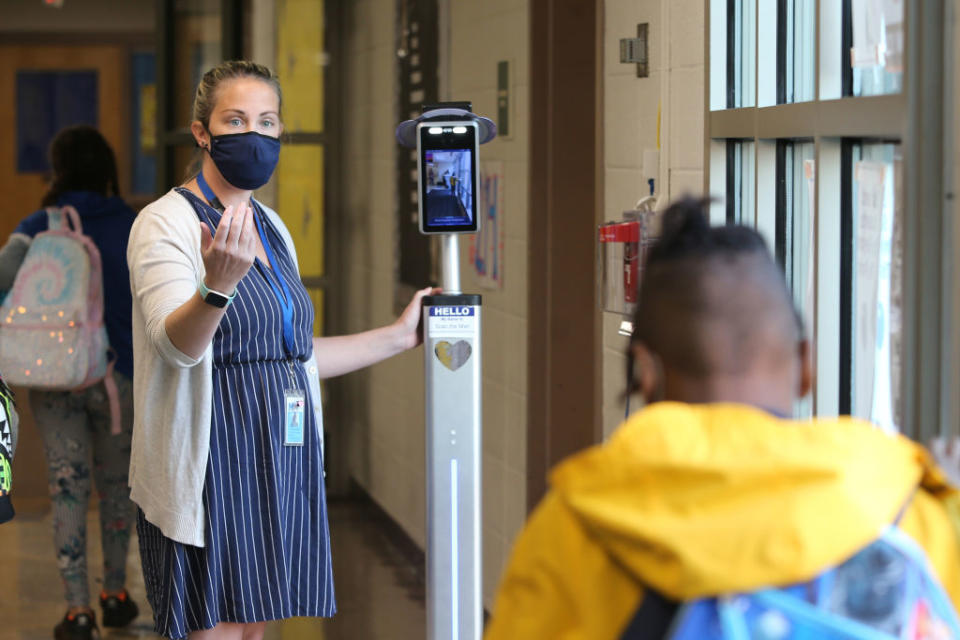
[[424, 232, 481, 639], [441, 234, 462, 294]]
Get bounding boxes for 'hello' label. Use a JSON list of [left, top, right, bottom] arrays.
[[429, 306, 475, 317]]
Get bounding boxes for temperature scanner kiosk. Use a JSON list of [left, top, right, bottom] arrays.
[[396, 104, 496, 640]]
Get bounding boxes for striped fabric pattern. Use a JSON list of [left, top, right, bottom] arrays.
[[137, 189, 335, 638]]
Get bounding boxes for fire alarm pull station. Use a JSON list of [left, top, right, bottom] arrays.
[[599, 202, 658, 336], [396, 103, 496, 640]]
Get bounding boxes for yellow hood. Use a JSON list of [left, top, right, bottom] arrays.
[[549, 402, 930, 600]]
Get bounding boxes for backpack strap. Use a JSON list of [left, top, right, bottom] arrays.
[[605, 539, 681, 639], [97, 348, 121, 436], [619, 586, 679, 639], [45, 206, 83, 234], [103, 362, 122, 435], [46, 207, 64, 230]]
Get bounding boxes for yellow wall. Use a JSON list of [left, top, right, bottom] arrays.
[[276, 0, 325, 336]]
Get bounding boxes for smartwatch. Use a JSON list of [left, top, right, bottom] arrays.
[[198, 280, 237, 308]]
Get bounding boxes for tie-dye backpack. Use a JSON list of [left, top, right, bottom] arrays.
[[0, 206, 114, 396]]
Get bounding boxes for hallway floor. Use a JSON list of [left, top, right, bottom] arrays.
[[0, 499, 426, 640]]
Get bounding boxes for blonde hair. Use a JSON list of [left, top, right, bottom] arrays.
[[184, 60, 282, 181]]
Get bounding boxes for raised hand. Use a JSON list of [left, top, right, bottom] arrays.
[[199, 202, 257, 294]]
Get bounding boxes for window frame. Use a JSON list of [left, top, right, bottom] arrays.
[[838, 138, 854, 415], [155, 0, 245, 192]]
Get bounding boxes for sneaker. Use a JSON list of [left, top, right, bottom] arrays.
[[99, 590, 139, 628], [53, 610, 100, 640]]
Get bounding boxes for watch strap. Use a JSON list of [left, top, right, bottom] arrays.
[[198, 280, 237, 307]]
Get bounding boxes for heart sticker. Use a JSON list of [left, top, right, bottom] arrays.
[[435, 340, 472, 371]]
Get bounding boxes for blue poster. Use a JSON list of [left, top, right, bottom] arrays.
[[16, 71, 98, 173], [130, 52, 157, 194]]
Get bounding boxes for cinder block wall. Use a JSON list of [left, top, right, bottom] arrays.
[[601, 0, 707, 437]]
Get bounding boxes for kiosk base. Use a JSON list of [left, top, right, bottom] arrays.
[[422, 294, 482, 640]]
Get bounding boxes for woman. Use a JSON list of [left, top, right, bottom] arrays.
[[0, 126, 139, 638], [127, 60, 435, 639]]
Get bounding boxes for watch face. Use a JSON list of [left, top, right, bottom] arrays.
[[203, 291, 229, 308]]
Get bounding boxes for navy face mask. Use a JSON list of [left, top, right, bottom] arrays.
[[205, 130, 281, 190]]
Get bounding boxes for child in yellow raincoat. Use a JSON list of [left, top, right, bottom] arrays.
[[486, 198, 960, 639]]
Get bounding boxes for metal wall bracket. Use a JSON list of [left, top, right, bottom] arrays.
[[619, 23, 649, 78]]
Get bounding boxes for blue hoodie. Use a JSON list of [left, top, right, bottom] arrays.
[[14, 191, 136, 378]]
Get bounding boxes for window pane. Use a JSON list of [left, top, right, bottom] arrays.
[[730, 0, 756, 108], [777, 141, 815, 417], [726, 140, 755, 224], [850, 143, 902, 429], [788, 143, 816, 327], [848, 0, 903, 96], [172, 0, 222, 128], [780, 0, 815, 103]]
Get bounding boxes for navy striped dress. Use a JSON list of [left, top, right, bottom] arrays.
[[137, 189, 336, 638]]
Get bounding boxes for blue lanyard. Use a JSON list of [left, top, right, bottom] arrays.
[[252, 203, 297, 357], [196, 171, 220, 209], [198, 171, 298, 356]]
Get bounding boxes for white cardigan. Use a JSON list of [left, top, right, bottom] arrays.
[[127, 189, 324, 547]]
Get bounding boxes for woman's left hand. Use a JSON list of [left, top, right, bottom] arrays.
[[394, 286, 441, 349], [310, 285, 442, 379]]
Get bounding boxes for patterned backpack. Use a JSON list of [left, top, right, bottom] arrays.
[[0, 374, 16, 524], [665, 527, 960, 640], [0, 207, 119, 431]]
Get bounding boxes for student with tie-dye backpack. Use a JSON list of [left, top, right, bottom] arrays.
[[0, 126, 139, 639]]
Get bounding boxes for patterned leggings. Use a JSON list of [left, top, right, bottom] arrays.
[[30, 372, 136, 608]]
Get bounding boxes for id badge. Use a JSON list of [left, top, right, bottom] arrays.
[[284, 389, 306, 446]]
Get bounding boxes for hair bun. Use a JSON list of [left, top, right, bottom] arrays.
[[655, 197, 712, 253], [646, 196, 769, 266]]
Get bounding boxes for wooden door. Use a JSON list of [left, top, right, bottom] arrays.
[[0, 44, 129, 240]]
